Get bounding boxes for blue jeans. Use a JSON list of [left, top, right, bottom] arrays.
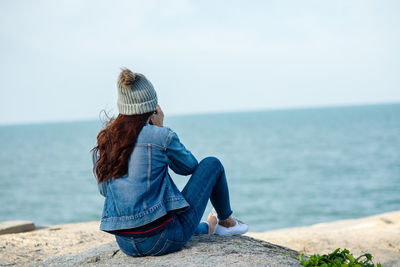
[[115, 157, 233, 256]]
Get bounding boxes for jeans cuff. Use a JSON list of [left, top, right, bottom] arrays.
[[194, 221, 209, 235], [218, 210, 233, 221]]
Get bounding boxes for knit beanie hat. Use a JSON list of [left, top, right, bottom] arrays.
[[117, 68, 158, 115]]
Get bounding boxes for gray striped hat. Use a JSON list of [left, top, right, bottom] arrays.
[[117, 69, 158, 115]]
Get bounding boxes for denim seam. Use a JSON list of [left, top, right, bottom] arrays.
[[108, 182, 121, 216], [135, 143, 165, 151], [153, 240, 170, 256], [145, 145, 151, 209], [153, 239, 185, 256], [101, 201, 163, 221], [131, 238, 143, 256], [164, 130, 174, 150], [144, 228, 167, 256]]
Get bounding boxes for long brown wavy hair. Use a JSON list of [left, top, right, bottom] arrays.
[[92, 112, 153, 183], [92, 67, 154, 183]]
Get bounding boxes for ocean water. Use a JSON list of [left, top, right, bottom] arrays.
[[0, 104, 399, 232]]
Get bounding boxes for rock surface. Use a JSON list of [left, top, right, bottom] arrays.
[[2, 211, 399, 266], [0, 221, 114, 266], [247, 210, 400, 267], [0, 221, 301, 267], [38, 235, 301, 267], [0, 221, 35, 235], [0, 221, 300, 266]]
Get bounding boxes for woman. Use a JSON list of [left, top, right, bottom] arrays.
[[92, 68, 248, 257]]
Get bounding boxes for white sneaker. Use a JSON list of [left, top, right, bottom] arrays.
[[214, 218, 248, 236]]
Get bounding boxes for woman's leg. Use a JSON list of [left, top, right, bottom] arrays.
[[177, 156, 233, 240]]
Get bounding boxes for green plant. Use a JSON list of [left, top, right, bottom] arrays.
[[299, 248, 382, 267]]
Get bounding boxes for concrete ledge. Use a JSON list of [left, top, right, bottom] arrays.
[[0, 220, 35, 235]]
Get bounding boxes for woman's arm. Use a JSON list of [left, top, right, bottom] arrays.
[[166, 131, 198, 175], [151, 105, 198, 175]]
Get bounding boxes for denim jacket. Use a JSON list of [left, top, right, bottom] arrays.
[[95, 123, 198, 231]]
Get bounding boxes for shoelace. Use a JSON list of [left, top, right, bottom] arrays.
[[235, 219, 246, 225]]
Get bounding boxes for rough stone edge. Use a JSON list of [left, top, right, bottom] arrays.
[[0, 221, 35, 235], [37, 235, 301, 267]]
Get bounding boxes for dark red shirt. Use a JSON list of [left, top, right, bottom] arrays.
[[107, 212, 174, 238]]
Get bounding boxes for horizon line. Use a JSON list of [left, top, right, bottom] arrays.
[[1, 101, 399, 127]]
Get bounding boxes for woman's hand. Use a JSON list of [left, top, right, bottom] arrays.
[[150, 105, 164, 127]]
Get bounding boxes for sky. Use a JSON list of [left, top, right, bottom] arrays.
[[0, 0, 399, 124]]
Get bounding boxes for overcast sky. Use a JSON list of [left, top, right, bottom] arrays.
[[0, 0, 399, 124]]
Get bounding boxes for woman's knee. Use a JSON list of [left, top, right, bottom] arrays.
[[199, 156, 223, 170]]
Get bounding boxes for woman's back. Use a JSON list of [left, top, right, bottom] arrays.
[[98, 123, 197, 231]]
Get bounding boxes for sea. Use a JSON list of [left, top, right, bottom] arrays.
[[0, 103, 399, 232]]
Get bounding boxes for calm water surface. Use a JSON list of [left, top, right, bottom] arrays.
[[0, 104, 399, 232]]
